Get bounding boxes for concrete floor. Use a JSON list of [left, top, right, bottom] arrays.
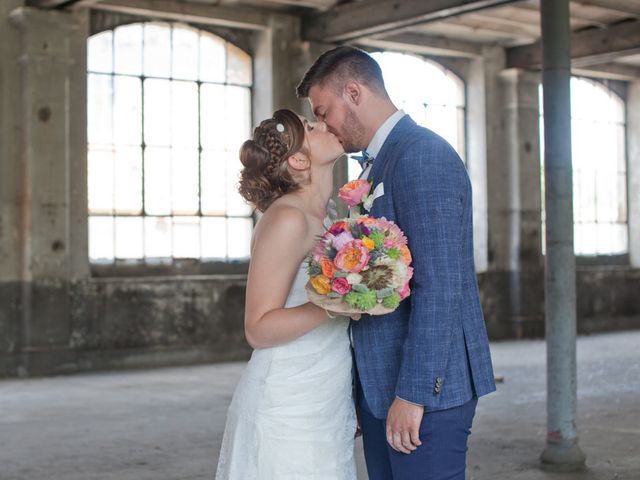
[[1, 330, 639, 480]]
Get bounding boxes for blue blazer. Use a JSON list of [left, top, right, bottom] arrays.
[[351, 115, 496, 419]]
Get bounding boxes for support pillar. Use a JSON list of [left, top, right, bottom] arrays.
[[539, 0, 586, 471], [499, 68, 544, 337], [8, 5, 89, 375], [628, 81, 640, 268]]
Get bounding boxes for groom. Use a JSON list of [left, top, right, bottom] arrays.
[[298, 47, 496, 479]]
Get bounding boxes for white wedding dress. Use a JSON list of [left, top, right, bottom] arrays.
[[215, 260, 357, 480]]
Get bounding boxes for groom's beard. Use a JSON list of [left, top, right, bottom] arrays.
[[340, 106, 367, 154]]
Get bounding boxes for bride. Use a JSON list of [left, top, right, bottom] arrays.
[[215, 109, 357, 479]]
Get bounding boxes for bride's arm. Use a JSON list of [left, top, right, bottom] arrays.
[[243, 205, 328, 349]]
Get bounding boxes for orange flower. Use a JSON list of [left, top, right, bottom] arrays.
[[356, 216, 377, 226], [362, 237, 375, 250], [310, 274, 331, 295], [400, 245, 412, 265], [321, 257, 336, 278], [334, 240, 370, 273]]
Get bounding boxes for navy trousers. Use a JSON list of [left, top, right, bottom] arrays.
[[358, 382, 477, 480]]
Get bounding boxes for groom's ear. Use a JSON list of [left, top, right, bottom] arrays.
[[344, 80, 362, 106]]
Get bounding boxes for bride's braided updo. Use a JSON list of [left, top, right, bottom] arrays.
[[238, 109, 306, 212]]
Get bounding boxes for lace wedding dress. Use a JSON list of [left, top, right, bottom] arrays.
[[215, 260, 357, 480]]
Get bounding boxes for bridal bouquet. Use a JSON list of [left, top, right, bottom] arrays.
[[306, 180, 413, 317]]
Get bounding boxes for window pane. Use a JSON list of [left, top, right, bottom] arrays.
[[226, 42, 252, 86], [611, 223, 628, 255], [144, 216, 172, 258], [145, 147, 172, 215], [88, 147, 114, 214], [114, 76, 142, 145], [201, 150, 227, 215], [223, 86, 251, 150], [173, 216, 200, 258], [114, 24, 142, 75], [114, 146, 142, 214], [143, 22, 171, 78], [171, 81, 198, 148], [115, 216, 143, 258], [172, 26, 199, 81], [199, 33, 225, 83], [88, 74, 113, 146], [144, 78, 171, 147], [227, 217, 252, 259], [88, 30, 112, 73], [172, 148, 199, 215], [89, 216, 114, 261], [200, 84, 226, 150], [201, 217, 227, 259]]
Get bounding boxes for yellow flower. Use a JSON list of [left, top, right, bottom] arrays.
[[310, 274, 332, 295], [362, 237, 375, 250]]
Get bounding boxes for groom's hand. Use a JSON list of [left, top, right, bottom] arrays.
[[386, 397, 424, 454]]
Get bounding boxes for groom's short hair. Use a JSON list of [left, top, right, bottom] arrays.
[[296, 46, 388, 99]]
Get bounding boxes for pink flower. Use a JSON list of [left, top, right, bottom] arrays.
[[334, 240, 370, 273], [332, 231, 355, 251], [331, 277, 352, 295], [397, 266, 414, 300], [338, 180, 371, 207], [398, 282, 411, 300]]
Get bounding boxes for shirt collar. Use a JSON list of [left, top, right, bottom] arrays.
[[365, 109, 406, 158]]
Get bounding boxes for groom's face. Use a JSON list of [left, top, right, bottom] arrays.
[[308, 84, 367, 154]]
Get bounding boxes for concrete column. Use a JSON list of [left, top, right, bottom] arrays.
[[539, 0, 586, 471], [8, 6, 89, 374], [628, 81, 640, 267], [467, 56, 489, 273], [483, 45, 509, 271], [252, 13, 305, 124], [0, 0, 24, 283], [498, 68, 544, 337], [0, 0, 25, 376]]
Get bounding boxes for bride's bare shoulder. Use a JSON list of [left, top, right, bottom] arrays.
[[254, 201, 309, 240]]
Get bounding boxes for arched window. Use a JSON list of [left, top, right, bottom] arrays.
[[348, 51, 465, 179], [87, 22, 253, 264], [540, 78, 628, 256]]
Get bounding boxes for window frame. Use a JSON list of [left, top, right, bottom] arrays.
[[540, 76, 630, 263], [86, 20, 256, 276]]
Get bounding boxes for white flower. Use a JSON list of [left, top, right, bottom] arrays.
[[362, 194, 374, 211], [346, 273, 363, 285], [373, 257, 407, 289]]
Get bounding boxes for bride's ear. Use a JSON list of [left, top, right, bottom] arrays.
[[287, 153, 310, 172]]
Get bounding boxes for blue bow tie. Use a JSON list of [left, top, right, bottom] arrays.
[[351, 150, 374, 169]]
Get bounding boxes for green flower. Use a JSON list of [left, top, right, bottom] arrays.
[[369, 230, 385, 248], [386, 248, 401, 260], [382, 292, 401, 309], [344, 290, 378, 311]]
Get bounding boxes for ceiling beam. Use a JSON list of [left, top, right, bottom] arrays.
[[572, 62, 640, 82], [355, 32, 482, 58], [86, 0, 270, 30], [571, 0, 640, 17], [507, 19, 640, 69], [302, 0, 523, 43], [25, 0, 82, 7]]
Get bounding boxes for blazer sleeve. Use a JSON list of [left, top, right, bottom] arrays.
[[392, 136, 468, 408]]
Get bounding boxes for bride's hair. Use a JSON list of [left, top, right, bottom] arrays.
[[238, 109, 307, 212]]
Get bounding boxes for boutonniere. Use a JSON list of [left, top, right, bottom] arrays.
[[338, 179, 374, 214]]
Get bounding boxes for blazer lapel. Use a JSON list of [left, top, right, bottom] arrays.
[[368, 114, 416, 184]]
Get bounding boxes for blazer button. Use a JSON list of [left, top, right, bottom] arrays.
[[434, 386, 441, 394]]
